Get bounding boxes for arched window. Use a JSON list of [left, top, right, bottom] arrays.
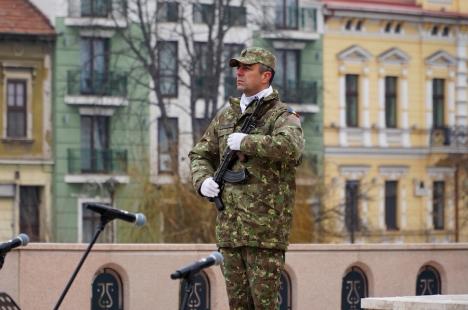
[[179, 271, 211, 309], [416, 265, 441, 295], [279, 270, 292, 310], [431, 25, 439, 36], [91, 268, 123, 310], [345, 20, 353, 30], [341, 266, 368, 310]]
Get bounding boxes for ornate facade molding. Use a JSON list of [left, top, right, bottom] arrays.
[[378, 47, 410, 65], [378, 165, 409, 179]]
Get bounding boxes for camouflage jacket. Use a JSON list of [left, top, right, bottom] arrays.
[[189, 90, 304, 250]]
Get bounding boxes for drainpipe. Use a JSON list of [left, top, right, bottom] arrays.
[[454, 163, 459, 242]]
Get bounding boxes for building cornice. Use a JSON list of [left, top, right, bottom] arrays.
[[324, 6, 468, 24], [325, 147, 430, 157], [0, 159, 54, 165]]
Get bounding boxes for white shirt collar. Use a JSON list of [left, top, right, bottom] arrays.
[[240, 86, 273, 113]]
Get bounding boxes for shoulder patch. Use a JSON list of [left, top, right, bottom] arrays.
[[287, 106, 300, 119]]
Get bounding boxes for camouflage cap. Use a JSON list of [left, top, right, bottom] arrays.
[[229, 47, 276, 70]]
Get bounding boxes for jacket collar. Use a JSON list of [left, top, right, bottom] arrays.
[[229, 89, 279, 114]]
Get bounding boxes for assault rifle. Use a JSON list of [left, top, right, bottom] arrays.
[[211, 97, 265, 211]]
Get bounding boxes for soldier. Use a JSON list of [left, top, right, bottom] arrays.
[[189, 47, 304, 309]]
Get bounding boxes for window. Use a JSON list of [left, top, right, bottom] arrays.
[[345, 19, 363, 31], [432, 79, 445, 128], [194, 42, 208, 74], [6, 79, 27, 138], [275, 0, 298, 29], [431, 25, 439, 36], [80, 37, 109, 95], [225, 6, 246, 26], [193, 42, 210, 98], [81, 202, 112, 243], [80, 115, 110, 173], [19, 186, 41, 242], [158, 41, 178, 96], [345, 74, 359, 127], [395, 23, 402, 33], [433, 181, 445, 230], [274, 49, 300, 102], [385, 181, 398, 230], [442, 26, 450, 37], [385, 76, 398, 128], [193, 118, 211, 144], [384, 22, 402, 34], [345, 180, 360, 237], [224, 43, 244, 99], [157, 2, 179, 22], [193, 3, 214, 24], [355, 20, 363, 31], [81, 0, 111, 17], [158, 118, 178, 173], [384, 22, 392, 33]]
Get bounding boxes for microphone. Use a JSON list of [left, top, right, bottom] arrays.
[[171, 251, 223, 280], [86, 203, 146, 227], [0, 233, 29, 253]]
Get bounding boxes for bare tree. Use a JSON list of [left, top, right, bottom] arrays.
[[292, 160, 377, 244], [111, 0, 255, 145]]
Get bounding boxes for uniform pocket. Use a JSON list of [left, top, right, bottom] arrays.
[[217, 125, 234, 153]]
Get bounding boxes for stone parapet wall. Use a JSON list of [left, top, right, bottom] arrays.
[[1, 243, 467, 309]]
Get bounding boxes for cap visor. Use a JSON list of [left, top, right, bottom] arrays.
[[229, 58, 240, 67], [229, 57, 258, 67]]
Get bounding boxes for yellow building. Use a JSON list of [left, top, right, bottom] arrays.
[[322, 0, 467, 243], [0, 0, 55, 241]]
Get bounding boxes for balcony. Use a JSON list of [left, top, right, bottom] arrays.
[[430, 126, 467, 152], [65, 0, 127, 28], [67, 70, 127, 97], [67, 148, 128, 174], [261, 5, 320, 40], [274, 80, 318, 105]]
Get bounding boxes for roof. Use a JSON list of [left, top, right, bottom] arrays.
[[324, 0, 468, 20], [0, 0, 55, 37]]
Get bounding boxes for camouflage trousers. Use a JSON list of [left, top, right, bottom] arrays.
[[219, 246, 285, 310]]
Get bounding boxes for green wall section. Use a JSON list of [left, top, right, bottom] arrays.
[[254, 37, 324, 174], [52, 18, 150, 242]]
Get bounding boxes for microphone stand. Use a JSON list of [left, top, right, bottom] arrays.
[[53, 216, 111, 310], [179, 272, 196, 310]]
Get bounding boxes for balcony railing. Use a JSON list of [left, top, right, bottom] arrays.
[[67, 70, 127, 97], [262, 5, 317, 32], [274, 80, 318, 104], [430, 126, 467, 148], [68, 148, 128, 174]]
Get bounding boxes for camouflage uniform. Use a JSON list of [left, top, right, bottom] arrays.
[[189, 47, 304, 309]]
